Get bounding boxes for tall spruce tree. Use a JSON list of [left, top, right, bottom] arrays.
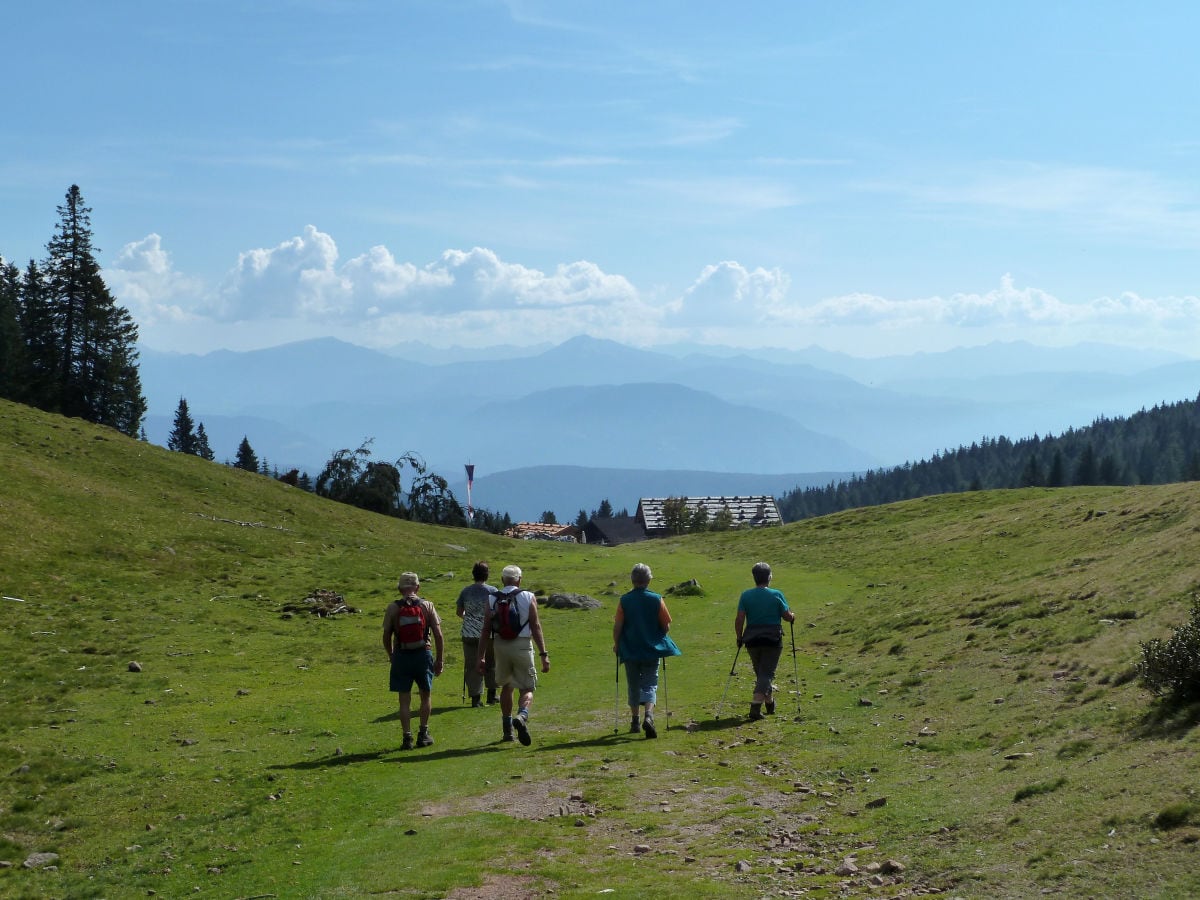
[[0, 259, 22, 399], [234, 436, 259, 472], [195, 422, 215, 461], [167, 397, 198, 454], [17, 260, 57, 406], [40, 185, 145, 435]]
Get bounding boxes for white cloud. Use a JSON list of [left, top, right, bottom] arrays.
[[671, 261, 790, 326], [432, 247, 639, 310], [106, 234, 204, 326], [1087, 291, 1200, 327], [339, 245, 454, 309], [771, 276, 1073, 329], [216, 225, 350, 320], [765, 276, 1200, 354], [108, 228, 1200, 357], [200, 229, 647, 336]]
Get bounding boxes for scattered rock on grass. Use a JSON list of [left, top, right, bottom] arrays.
[[280, 589, 359, 618], [23, 852, 59, 869], [544, 593, 601, 610]]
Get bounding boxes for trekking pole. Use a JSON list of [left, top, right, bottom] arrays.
[[613, 654, 622, 734], [790, 620, 801, 716], [715, 644, 741, 720], [661, 658, 669, 733]]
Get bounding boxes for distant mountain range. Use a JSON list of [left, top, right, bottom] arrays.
[[139, 335, 1199, 520]]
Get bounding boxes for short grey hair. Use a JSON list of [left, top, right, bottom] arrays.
[[751, 562, 772, 586], [631, 563, 652, 585], [501, 565, 523, 585]]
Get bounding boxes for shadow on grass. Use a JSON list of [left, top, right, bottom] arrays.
[[271, 742, 508, 771], [687, 717, 758, 733], [526, 718, 749, 752], [1134, 699, 1200, 738], [531, 732, 639, 752], [372, 704, 489, 723]]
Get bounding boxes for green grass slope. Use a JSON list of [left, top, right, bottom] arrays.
[[2, 398, 1198, 899]]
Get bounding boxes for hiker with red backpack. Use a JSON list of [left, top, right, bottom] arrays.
[[478, 565, 549, 745], [383, 572, 445, 749], [613, 563, 681, 739]]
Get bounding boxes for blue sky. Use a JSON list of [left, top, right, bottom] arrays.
[[4, 1, 1200, 357]]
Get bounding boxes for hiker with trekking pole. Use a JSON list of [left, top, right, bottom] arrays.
[[456, 561, 498, 707], [613, 563, 681, 739], [734, 562, 795, 722]]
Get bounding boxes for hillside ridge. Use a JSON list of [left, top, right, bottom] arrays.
[[3, 397, 1199, 899]]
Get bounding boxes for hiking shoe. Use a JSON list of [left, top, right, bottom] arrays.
[[502, 731, 515, 742], [401, 732, 414, 750], [643, 716, 657, 739], [471, 695, 483, 708], [765, 699, 776, 715], [513, 714, 531, 746], [416, 730, 433, 747], [486, 689, 499, 705], [630, 717, 641, 734]]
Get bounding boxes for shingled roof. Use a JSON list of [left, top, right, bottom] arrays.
[[505, 522, 579, 541], [580, 515, 647, 546], [636, 495, 782, 534]]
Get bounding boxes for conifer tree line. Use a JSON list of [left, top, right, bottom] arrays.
[[0, 186, 145, 436], [779, 395, 1200, 521]]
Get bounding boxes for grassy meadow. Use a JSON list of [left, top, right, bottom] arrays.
[[2, 397, 1199, 899]]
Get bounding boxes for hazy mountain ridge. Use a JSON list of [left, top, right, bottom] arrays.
[[139, 335, 1200, 518], [450, 465, 850, 522]]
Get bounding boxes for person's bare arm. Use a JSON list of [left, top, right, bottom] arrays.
[[528, 598, 550, 672], [429, 607, 445, 675], [382, 604, 396, 658], [477, 601, 494, 670]]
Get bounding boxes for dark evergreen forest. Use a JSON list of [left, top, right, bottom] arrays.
[[779, 394, 1200, 521], [0, 186, 145, 436]]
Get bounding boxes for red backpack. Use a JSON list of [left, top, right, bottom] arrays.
[[394, 597, 428, 650], [492, 590, 527, 640]]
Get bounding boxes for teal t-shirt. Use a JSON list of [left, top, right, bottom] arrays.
[[737, 586, 789, 626]]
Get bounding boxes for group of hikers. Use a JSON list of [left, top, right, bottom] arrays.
[[381, 560, 795, 750]]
